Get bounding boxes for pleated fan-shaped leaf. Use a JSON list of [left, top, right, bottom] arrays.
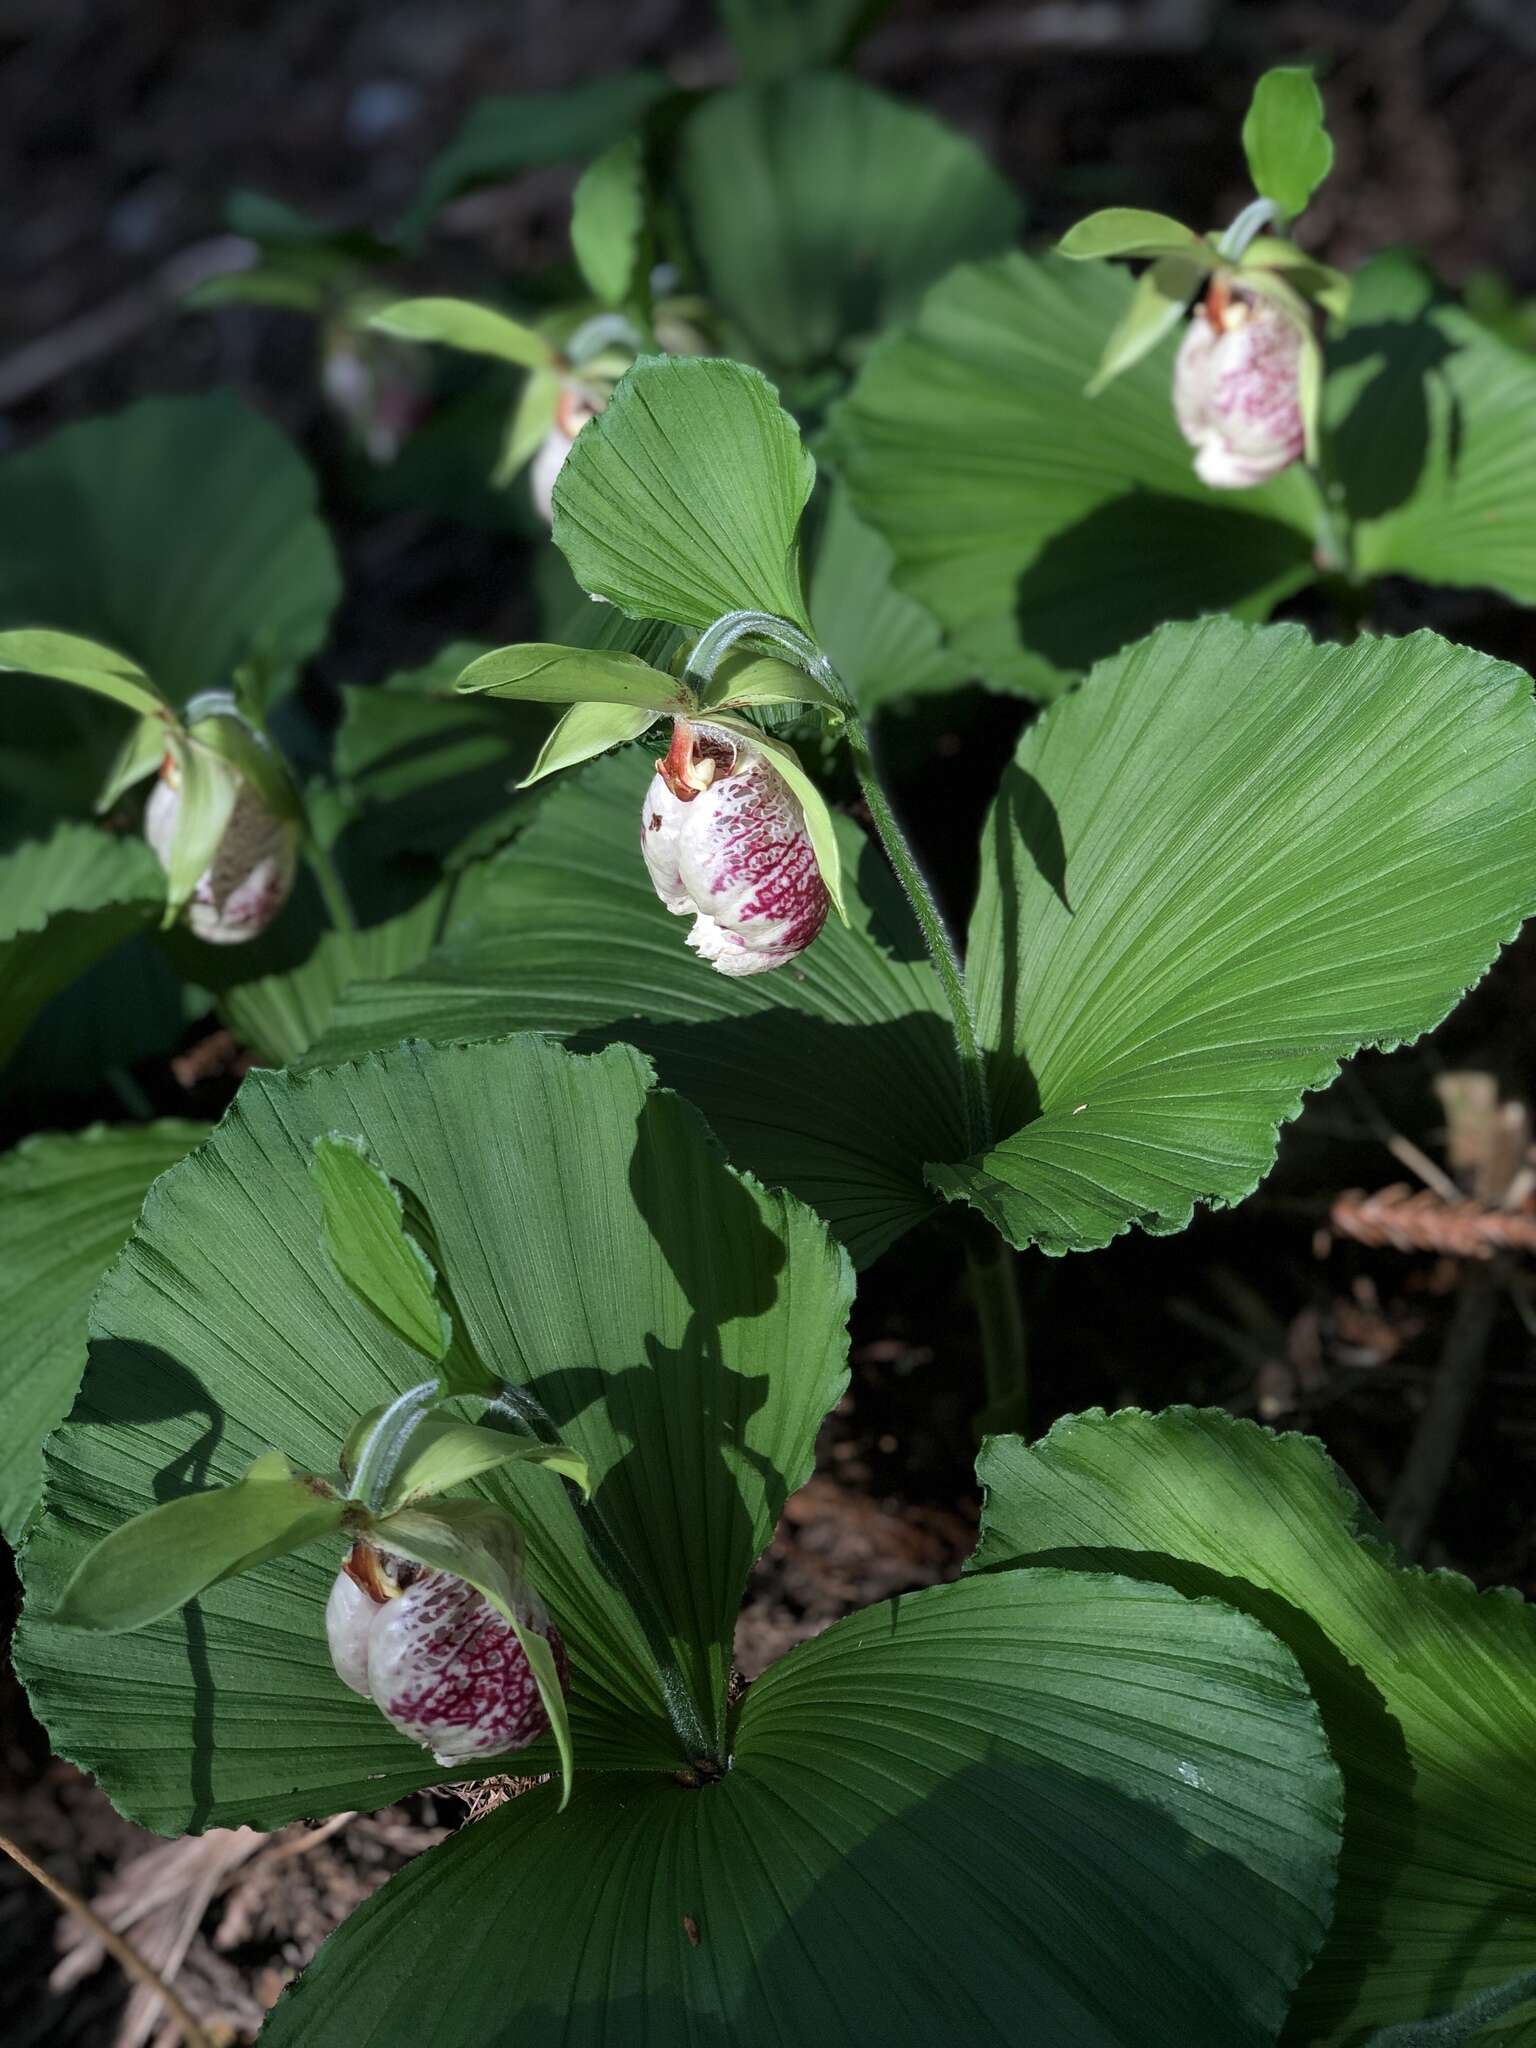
[[260, 1563, 1340, 2048], [973, 1407, 1536, 2044], [16, 1035, 852, 1831], [932, 617, 1536, 1254], [306, 748, 969, 1269]]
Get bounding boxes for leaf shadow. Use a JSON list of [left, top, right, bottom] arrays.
[[972, 1542, 1414, 2040], [74, 1338, 228, 1826], [1329, 315, 1461, 523], [1013, 491, 1312, 677]]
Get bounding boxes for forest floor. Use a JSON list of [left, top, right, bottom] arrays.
[[6, 1, 1536, 2040]]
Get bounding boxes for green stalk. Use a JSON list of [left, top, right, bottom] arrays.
[[305, 823, 360, 952], [845, 723, 992, 1158], [964, 1227, 1030, 1432]]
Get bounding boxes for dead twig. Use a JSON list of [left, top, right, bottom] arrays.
[[1330, 1185, 1536, 1259], [0, 1825, 214, 2048], [1385, 1261, 1504, 1558]]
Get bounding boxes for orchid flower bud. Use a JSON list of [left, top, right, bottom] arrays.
[[531, 384, 602, 526], [143, 753, 301, 942], [1172, 278, 1305, 489], [325, 1542, 568, 1767], [143, 753, 300, 946], [641, 720, 829, 977]]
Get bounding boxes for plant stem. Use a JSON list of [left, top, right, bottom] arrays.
[[0, 1826, 213, 2048], [964, 1226, 1029, 1429], [305, 825, 359, 952], [846, 724, 992, 1157]]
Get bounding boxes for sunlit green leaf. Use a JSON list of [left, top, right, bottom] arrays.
[[518, 701, 658, 787], [935, 617, 1536, 1254], [456, 641, 688, 711], [0, 628, 169, 718], [1242, 67, 1333, 221], [311, 1135, 451, 1362], [51, 1451, 345, 1635], [553, 356, 816, 632], [571, 136, 646, 307], [369, 297, 556, 368], [1057, 207, 1209, 261]]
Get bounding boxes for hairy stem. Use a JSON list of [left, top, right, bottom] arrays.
[[0, 1827, 213, 2048], [846, 724, 992, 1157]]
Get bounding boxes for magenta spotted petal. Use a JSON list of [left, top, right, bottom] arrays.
[[640, 720, 828, 977], [325, 1547, 568, 1768]]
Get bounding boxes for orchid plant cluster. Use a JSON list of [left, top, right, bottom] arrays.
[[9, 41, 1536, 2048]]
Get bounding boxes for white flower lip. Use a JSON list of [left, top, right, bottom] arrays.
[[640, 720, 829, 977], [143, 764, 300, 945], [1172, 283, 1305, 491]]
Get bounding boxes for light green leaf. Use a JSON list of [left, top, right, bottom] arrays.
[[370, 1499, 574, 1807], [1238, 236, 1351, 318], [807, 482, 973, 711], [552, 355, 816, 633], [304, 751, 966, 1266], [17, 1036, 852, 1829], [518, 701, 658, 787], [699, 652, 844, 718], [186, 706, 301, 821], [0, 628, 168, 718], [1086, 253, 1205, 394], [369, 297, 556, 370], [494, 365, 562, 486], [571, 135, 645, 306], [51, 1451, 345, 1635], [934, 618, 1536, 1253], [0, 825, 165, 1071], [160, 738, 241, 925], [357, 1409, 589, 1511], [400, 71, 672, 245], [1332, 252, 1536, 609], [96, 713, 171, 814], [456, 641, 689, 711], [707, 712, 846, 921], [714, 0, 889, 80], [1242, 67, 1333, 220], [828, 252, 1316, 695], [311, 1135, 451, 1362], [260, 1566, 1338, 2048], [0, 1121, 207, 1543], [1058, 206, 1209, 261], [973, 1407, 1536, 2044], [676, 72, 1019, 374], [0, 393, 340, 712]]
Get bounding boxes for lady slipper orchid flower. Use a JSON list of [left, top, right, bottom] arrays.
[[641, 719, 829, 977], [1172, 277, 1305, 489], [531, 384, 602, 526], [143, 754, 300, 945], [326, 1542, 568, 1767]]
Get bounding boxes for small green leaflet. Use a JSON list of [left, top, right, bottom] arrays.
[[51, 1450, 345, 1634], [160, 738, 241, 926], [0, 627, 169, 719], [370, 298, 556, 370], [344, 1405, 590, 1513], [571, 135, 646, 306], [1057, 208, 1210, 262], [456, 642, 689, 712], [519, 702, 659, 788], [1242, 68, 1333, 221], [312, 1136, 452, 1362]]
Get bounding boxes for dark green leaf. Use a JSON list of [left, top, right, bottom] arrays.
[[262, 1567, 1339, 2047], [0, 394, 340, 711], [305, 751, 968, 1266], [0, 1121, 207, 1543], [676, 72, 1019, 373], [17, 1036, 852, 1828], [973, 1407, 1536, 2043], [714, 0, 891, 80]]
